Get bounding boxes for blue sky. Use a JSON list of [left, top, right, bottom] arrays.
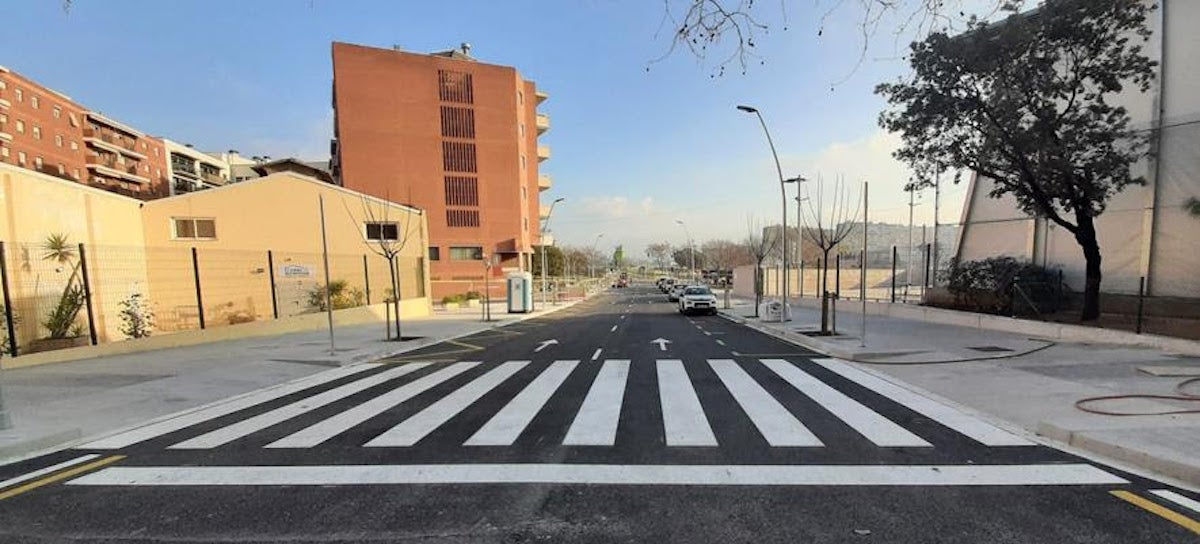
[[2, 0, 966, 254]]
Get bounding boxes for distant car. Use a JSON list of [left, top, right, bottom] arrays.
[[668, 283, 689, 302], [660, 279, 676, 293], [678, 285, 718, 315]]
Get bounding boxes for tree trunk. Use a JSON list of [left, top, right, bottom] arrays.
[[387, 257, 402, 340], [753, 264, 762, 317], [820, 252, 831, 334], [1074, 213, 1103, 321]]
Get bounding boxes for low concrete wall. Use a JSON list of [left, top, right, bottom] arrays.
[[1, 298, 431, 369], [787, 296, 1200, 356]]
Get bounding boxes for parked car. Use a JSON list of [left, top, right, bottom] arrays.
[[668, 283, 689, 302], [678, 285, 718, 315], [660, 278, 676, 293]]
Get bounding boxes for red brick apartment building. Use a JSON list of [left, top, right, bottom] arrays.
[[331, 42, 553, 298], [0, 65, 169, 199]]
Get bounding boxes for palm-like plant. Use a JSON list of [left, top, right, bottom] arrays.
[[40, 233, 85, 339]]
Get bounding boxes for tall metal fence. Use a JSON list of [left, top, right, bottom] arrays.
[[0, 241, 424, 358]]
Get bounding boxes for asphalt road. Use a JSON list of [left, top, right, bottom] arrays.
[[0, 284, 1197, 543]]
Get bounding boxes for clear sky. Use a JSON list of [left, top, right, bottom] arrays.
[[2, 0, 967, 255]]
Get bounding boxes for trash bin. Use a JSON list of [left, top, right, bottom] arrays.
[[507, 272, 533, 313], [760, 300, 789, 321]]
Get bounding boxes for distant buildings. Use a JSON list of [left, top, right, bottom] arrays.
[[331, 42, 552, 297]]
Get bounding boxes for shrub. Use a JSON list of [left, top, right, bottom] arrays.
[[943, 257, 1060, 314], [118, 292, 155, 339], [307, 280, 365, 311]]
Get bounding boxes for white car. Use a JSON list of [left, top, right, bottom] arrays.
[[678, 285, 718, 315]]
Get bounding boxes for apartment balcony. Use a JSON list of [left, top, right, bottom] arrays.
[[538, 174, 552, 192], [0, 122, 11, 142], [0, 88, 10, 109], [84, 129, 147, 160], [539, 204, 550, 220], [201, 170, 225, 186], [537, 145, 550, 162], [120, 164, 150, 184], [535, 90, 549, 104], [173, 178, 202, 194], [535, 113, 550, 134]]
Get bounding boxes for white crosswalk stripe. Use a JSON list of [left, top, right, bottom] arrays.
[[171, 364, 430, 449], [657, 360, 718, 446], [709, 360, 823, 447], [366, 361, 529, 447], [266, 362, 478, 449], [761, 359, 931, 447], [810, 358, 1035, 446], [465, 360, 578, 446], [562, 360, 629, 446]]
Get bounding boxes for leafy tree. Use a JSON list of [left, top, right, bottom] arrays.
[[532, 245, 565, 277], [877, 0, 1156, 321]]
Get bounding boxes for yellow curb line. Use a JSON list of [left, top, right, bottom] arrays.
[[0, 455, 126, 501], [1110, 490, 1200, 535]]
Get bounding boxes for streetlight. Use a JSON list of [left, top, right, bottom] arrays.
[[794, 186, 810, 298], [738, 104, 790, 323], [589, 233, 604, 279], [675, 219, 695, 282], [539, 197, 565, 309]]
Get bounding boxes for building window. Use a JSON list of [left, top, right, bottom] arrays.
[[55, 134, 63, 147], [429, 246, 441, 261], [518, 90, 524, 106], [437, 70, 474, 104], [523, 217, 528, 232], [519, 123, 525, 138], [70, 140, 78, 151], [17, 151, 26, 165], [72, 168, 79, 179], [446, 209, 481, 227], [449, 246, 483, 260], [141, 142, 147, 150], [32, 126, 40, 140], [68, 113, 78, 128], [520, 155, 526, 171], [57, 164, 65, 175], [365, 222, 399, 241], [34, 156, 43, 169], [52, 106, 61, 119], [521, 186, 527, 200], [0, 147, 8, 159], [15, 120, 24, 134], [439, 106, 476, 138], [30, 96, 38, 109], [444, 176, 479, 206], [441, 141, 477, 172], [15, 89, 23, 102], [173, 218, 217, 240]]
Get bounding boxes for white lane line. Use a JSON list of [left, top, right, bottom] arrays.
[[563, 360, 629, 446], [70, 463, 1126, 487], [761, 360, 931, 447], [657, 360, 717, 446], [0, 454, 101, 490], [704, 331, 712, 336], [610, 325, 618, 332], [1150, 490, 1200, 515], [811, 358, 1035, 446], [366, 361, 529, 447], [465, 361, 578, 446], [80, 364, 379, 449], [715, 339, 726, 346], [266, 362, 478, 449], [620, 315, 627, 320], [709, 360, 822, 447], [591, 348, 603, 361], [171, 364, 430, 449]]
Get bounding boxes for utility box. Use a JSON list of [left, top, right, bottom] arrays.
[[507, 272, 534, 313]]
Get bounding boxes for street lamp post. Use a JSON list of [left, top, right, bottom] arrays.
[[540, 197, 565, 309], [589, 233, 604, 279], [738, 105, 791, 323], [674, 220, 695, 282], [795, 190, 809, 298]]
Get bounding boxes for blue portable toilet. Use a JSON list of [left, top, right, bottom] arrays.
[[507, 272, 533, 313]]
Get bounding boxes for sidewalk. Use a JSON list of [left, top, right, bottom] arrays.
[[0, 299, 580, 463], [722, 296, 1200, 490]]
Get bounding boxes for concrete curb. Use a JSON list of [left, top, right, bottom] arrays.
[[0, 429, 82, 463], [1036, 421, 1200, 488]]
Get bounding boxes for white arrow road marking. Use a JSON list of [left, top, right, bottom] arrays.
[[534, 339, 559, 352], [651, 338, 671, 351]]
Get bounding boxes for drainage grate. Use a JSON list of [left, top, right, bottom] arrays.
[[967, 345, 1014, 353]]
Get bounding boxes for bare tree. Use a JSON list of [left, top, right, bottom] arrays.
[[745, 216, 778, 317], [645, 242, 673, 273], [343, 193, 420, 341], [702, 239, 750, 275], [801, 175, 861, 334], [657, 0, 1028, 78]]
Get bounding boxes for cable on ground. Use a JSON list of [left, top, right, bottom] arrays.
[[1074, 377, 1200, 416]]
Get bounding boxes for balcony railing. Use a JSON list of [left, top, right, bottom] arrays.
[[201, 170, 225, 185], [86, 154, 118, 168], [536, 113, 550, 134], [537, 145, 551, 161], [0, 122, 11, 141], [538, 174, 552, 192]]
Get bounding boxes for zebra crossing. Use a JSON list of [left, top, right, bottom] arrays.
[[77, 357, 1035, 453]]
